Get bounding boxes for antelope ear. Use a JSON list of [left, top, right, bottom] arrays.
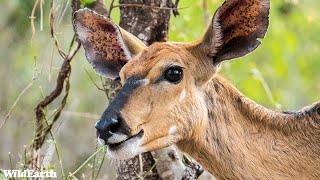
[[198, 0, 270, 63], [73, 8, 146, 79]]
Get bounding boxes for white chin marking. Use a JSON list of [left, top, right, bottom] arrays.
[[179, 89, 186, 101], [169, 126, 177, 135], [108, 133, 128, 144], [108, 138, 145, 160], [97, 138, 105, 145]]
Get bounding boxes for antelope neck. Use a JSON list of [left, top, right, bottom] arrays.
[[176, 75, 320, 179]]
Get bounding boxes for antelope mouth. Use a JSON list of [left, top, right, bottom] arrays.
[[108, 130, 144, 150]]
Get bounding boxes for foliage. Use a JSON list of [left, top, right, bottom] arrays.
[[81, 0, 96, 7], [170, 0, 320, 109]]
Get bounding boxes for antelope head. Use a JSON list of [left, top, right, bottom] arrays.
[[73, 0, 270, 160]]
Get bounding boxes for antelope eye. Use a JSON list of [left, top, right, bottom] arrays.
[[164, 66, 183, 83]]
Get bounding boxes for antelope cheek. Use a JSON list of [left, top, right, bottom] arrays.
[[140, 124, 181, 152]]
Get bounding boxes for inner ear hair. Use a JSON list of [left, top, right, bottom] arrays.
[[202, 0, 270, 63], [73, 8, 147, 79]]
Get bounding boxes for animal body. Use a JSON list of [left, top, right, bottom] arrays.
[[73, 0, 320, 179]]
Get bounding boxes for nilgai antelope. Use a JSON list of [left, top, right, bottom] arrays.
[[73, 0, 320, 179]]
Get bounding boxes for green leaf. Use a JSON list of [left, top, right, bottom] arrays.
[[81, 0, 96, 8]]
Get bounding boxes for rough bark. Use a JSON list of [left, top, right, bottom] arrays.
[[119, 0, 173, 45], [116, 0, 203, 179], [117, 153, 160, 179]]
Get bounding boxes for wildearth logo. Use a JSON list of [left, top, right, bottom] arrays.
[[2, 169, 57, 178]]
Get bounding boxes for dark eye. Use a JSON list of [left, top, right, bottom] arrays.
[[164, 66, 183, 83]]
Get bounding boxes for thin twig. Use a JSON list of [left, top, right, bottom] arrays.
[[49, 130, 66, 179], [57, 0, 71, 26], [202, 0, 209, 25], [251, 68, 282, 109], [175, 0, 180, 6], [48, 41, 55, 82], [67, 145, 107, 179], [53, 115, 66, 134], [24, 145, 27, 170], [83, 68, 105, 91], [112, 4, 188, 11], [143, 157, 161, 179], [93, 147, 107, 180], [172, 0, 180, 16], [68, 34, 76, 52], [30, 0, 40, 41], [71, 0, 81, 14], [37, 149, 41, 172], [0, 73, 39, 129], [9, 152, 13, 171], [139, 154, 143, 177], [40, 0, 44, 31], [108, 0, 115, 18], [50, 0, 67, 58], [39, 40, 54, 78], [92, 143, 98, 180]]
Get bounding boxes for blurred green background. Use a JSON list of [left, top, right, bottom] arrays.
[[0, 0, 319, 179]]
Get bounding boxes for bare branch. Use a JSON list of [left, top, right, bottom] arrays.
[[30, 0, 40, 41], [113, 4, 188, 11], [0, 58, 40, 129], [34, 41, 80, 149], [86, 0, 109, 15], [172, 0, 180, 16], [71, 0, 81, 14], [108, 0, 115, 17], [83, 68, 105, 91], [202, 0, 209, 25], [50, 0, 66, 58]]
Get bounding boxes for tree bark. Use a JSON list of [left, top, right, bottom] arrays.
[[119, 0, 172, 45], [116, 0, 203, 179]]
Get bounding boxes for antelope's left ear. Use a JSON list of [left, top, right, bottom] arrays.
[[195, 0, 270, 64], [73, 8, 146, 79]]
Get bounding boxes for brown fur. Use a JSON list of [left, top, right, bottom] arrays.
[[119, 43, 320, 179], [178, 76, 320, 179], [74, 1, 320, 178]]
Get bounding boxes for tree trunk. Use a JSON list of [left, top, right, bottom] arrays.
[[119, 0, 172, 45], [116, 0, 203, 179]]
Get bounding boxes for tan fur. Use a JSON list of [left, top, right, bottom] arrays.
[[118, 43, 320, 179], [74, 2, 320, 179], [178, 76, 320, 179]]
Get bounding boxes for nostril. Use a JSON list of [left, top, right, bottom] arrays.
[[109, 122, 120, 133], [109, 116, 122, 133], [95, 117, 121, 134]]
